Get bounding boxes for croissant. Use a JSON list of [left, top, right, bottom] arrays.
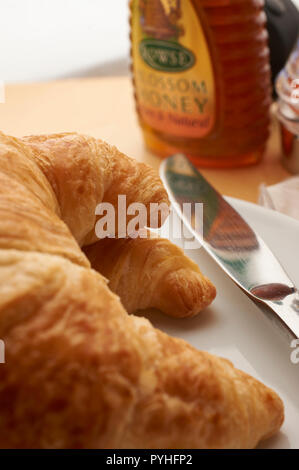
[[84, 234, 216, 318], [0, 131, 283, 448]]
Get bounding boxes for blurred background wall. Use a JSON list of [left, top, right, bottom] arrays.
[[0, 0, 130, 82], [0, 0, 298, 83]]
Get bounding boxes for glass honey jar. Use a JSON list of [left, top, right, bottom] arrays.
[[130, 0, 272, 168]]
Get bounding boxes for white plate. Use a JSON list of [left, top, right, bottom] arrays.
[[151, 197, 299, 449]]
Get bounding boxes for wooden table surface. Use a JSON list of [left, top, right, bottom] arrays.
[[0, 76, 290, 203]]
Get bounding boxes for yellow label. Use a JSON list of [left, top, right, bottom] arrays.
[[132, 0, 215, 139]]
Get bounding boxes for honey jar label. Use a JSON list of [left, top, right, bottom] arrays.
[[131, 0, 216, 138]]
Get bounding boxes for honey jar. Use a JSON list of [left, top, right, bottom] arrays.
[[130, 0, 272, 168]]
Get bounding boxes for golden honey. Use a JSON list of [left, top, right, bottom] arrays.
[[130, 0, 272, 168]]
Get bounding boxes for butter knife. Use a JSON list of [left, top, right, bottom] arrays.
[[160, 154, 299, 341]]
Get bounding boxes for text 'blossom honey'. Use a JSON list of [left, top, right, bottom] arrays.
[[130, 0, 272, 168]]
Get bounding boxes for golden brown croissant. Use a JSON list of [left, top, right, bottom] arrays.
[[84, 234, 216, 318], [0, 131, 284, 448]]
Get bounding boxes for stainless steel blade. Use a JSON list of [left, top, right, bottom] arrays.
[[160, 153, 299, 340]]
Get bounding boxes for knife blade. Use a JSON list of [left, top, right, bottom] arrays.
[[160, 153, 299, 341]]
